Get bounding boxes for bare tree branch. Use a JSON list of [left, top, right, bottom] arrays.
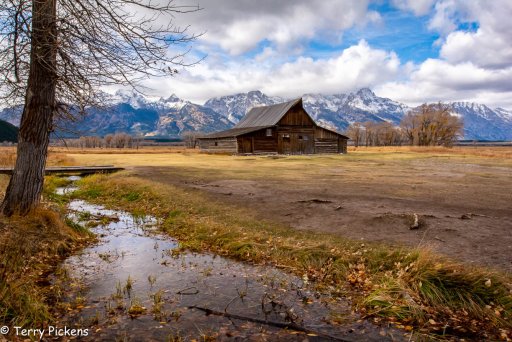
[[0, 0, 200, 215]]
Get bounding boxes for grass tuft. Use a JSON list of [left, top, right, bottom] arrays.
[[0, 208, 90, 328]]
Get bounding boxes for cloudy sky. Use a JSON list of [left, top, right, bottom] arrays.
[[141, 0, 512, 109]]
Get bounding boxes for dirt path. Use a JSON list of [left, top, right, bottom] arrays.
[[133, 162, 512, 273]]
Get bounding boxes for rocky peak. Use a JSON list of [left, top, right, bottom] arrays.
[[355, 87, 376, 99], [160, 94, 181, 103]]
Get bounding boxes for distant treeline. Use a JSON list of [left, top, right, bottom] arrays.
[[62, 133, 142, 148], [345, 103, 463, 147]]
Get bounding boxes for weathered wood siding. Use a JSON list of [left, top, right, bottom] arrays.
[[315, 138, 338, 153], [197, 138, 237, 153], [274, 105, 316, 154], [278, 104, 315, 126], [314, 127, 347, 154], [236, 128, 277, 153], [277, 127, 314, 154]]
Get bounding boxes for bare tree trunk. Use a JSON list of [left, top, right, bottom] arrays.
[[1, 0, 57, 217]]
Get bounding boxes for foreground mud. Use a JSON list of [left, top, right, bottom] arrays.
[[54, 199, 406, 341]]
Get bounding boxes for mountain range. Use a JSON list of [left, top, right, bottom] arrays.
[[1, 89, 511, 141]]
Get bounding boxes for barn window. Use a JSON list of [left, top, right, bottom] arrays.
[[298, 135, 303, 140], [266, 128, 272, 136], [214, 141, 218, 146], [303, 135, 309, 141]]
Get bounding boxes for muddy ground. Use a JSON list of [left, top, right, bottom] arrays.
[[131, 154, 512, 273]]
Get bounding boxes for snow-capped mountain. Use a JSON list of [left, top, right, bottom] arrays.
[[450, 102, 512, 140], [202, 88, 408, 131], [301, 88, 409, 131], [203, 90, 284, 124], [95, 92, 231, 136], [0, 92, 231, 137], [1, 88, 511, 140], [148, 96, 230, 137], [204, 89, 512, 140], [0, 105, 22, 127]]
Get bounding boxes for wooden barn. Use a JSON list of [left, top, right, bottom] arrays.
[[197, 98, 349, 154]]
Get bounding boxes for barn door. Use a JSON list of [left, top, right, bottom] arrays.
[[242, 138, 253, 153], [278, 133, 291, 154], [298, 134, 314, 154]]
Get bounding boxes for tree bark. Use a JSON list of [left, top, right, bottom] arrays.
[[1, 0, 57, 217]]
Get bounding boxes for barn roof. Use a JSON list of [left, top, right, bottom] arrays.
[[234, 98, 302, 128], [199, 126, 272, 139]]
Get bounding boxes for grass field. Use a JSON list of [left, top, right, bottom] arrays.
[[55, 146, 511, 339], [30, 145, 512, 273], [1, 146, 511, 339]]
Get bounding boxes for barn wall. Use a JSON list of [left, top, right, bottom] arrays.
[[314, 127, 348, 154], [314, 138, 338, 153], [198, 138, 237, 153], [315, 127, 340, 139], [237, 128, 277, 153], [278, 105, 315, 126], [254, 137, 277, 152], [276, 127, 314, 154]]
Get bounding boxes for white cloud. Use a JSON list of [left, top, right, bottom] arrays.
[[427, 0, 459, 35], [143, 40, 402, 103], [376, 0, 512, 109], [376, 59, 512, 108], [175, 0, 377, 55], [391, 0, 436, 16], [439, 0, 512, 69], [122, 1, 512, 111]]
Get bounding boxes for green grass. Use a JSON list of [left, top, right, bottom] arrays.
[[72, 172, 512, 340]]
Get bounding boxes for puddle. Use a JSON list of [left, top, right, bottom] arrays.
[[54, 176, 81, 195], [53, 182, 405, 341], [55, 186, 79, 195]]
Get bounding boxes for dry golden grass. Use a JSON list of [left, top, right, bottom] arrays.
[[0, 155, 90, 329], [63, 146, 512, 195], [0, 148, 16, 167], [0, 207, 89, 327], [61, 147, 512, 218], [0, 147, 77, 167], [48, 145, 199, 155], [349, 145, 512, 159]]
